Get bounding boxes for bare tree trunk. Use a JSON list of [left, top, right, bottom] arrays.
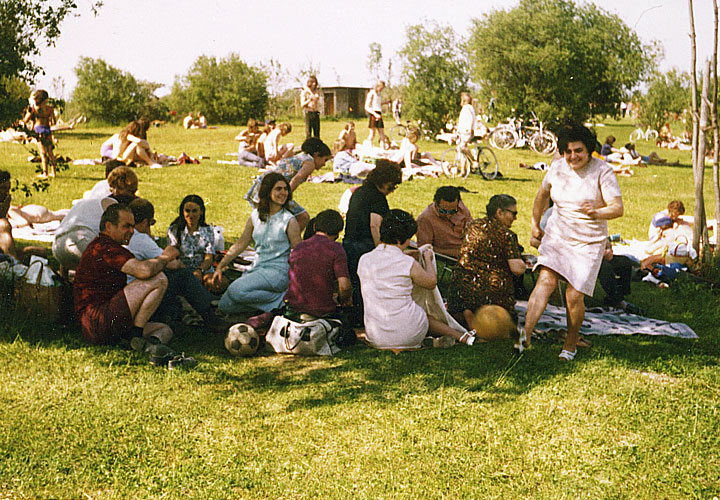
[[690, 0, 700, 170], [695, 61, 710, 256], [713, 0, 720, 256]]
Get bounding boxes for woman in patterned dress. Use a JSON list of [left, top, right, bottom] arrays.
[[447, 194, 527, 336]]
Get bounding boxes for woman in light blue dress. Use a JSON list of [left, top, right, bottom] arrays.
[[244, 137, 331, 231], [214, 173, 301, 314]]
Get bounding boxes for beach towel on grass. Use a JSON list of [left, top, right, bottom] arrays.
[[514, 300, 697, 339]]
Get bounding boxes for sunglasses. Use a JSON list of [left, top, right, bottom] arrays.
[[437, 206, 459, 215], [503, 209, 518, 217]]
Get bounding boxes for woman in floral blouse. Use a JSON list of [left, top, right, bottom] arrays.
[[167, 194, 226, 293], [447, 194, 527, 327]]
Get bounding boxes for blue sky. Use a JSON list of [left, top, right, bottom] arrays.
[[35, 0, 717, 99]]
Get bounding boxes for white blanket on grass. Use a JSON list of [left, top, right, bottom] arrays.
[[514, 300, 697, 339]]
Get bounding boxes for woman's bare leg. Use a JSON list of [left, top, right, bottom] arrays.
[[523, 266, 559, 348], [563, 284, 585, 354], [427, 316, 465, 342]]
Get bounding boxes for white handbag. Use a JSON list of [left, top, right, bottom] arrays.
[[266, 315, 342, 356]]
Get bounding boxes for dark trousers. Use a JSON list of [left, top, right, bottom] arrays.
[[342, 239, 375, 326], [153, 267, 214, 323], [304, 111, 320, 139], [597, 255, 633, 306]]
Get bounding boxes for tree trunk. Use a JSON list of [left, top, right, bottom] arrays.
[[694, 61, 710, 256], [713, 0, 720, 256], [690, 0, 700, 170]]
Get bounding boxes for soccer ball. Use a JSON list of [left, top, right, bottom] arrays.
[[225, 323, 260, 357], [472, 305, 516, 341]]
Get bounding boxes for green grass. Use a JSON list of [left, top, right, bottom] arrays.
[[1, 118, 720, 499]]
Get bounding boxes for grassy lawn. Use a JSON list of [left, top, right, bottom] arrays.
[[1, 118, 719, 499]]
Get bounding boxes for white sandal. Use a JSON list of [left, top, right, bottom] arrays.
[[460, 330, 477, 345], [558, 349, 576, 362], [514, 327, 527, 353]]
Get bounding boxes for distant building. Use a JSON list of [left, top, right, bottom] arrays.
[[319, 86, 371, 117]]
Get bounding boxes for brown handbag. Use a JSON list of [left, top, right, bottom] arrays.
[[14, 260, 72, 324]]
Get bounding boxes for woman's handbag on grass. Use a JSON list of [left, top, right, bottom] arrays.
[[665, 235, 697, 266], [14, 256, 72, 324], [266, 315, 342, 356]]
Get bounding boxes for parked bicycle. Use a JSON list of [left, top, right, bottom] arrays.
[[489, 112, 557, 155], [389, 120, 434, 143], [629, 125, 659, 143], [439, 132, 498, 180]]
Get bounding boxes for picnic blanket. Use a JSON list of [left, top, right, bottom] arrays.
[[12, 221, 60, 243], [514, 300, 697, 339]]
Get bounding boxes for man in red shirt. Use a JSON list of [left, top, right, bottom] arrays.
[[74, 204, 179, 351]]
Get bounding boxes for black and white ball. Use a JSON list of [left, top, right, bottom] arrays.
[[225, 323, 260, 357]]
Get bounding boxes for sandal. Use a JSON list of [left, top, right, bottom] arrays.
[[459, 330, 477, 345], [558, 349, 576, 362], [514, 327, 527, 353]]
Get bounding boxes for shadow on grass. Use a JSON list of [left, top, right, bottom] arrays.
[[1, 294, 713, 411]]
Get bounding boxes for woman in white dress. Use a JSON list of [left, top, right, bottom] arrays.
[[521, 124, 623, 361], [358, 209, 477, 350]]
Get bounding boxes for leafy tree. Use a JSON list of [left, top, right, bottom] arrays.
[[399, 22, 468, 133], [170, 54, 268, 124], [0, 0, 100, 127], [638, 70, 691, 130], [467, 0, 655, 124], [71, 57, 159, 123]]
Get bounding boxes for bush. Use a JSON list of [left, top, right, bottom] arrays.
[[71, 57, 160, 124], [168, 54, 268, 125]]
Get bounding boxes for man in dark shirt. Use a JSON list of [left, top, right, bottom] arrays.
[[74, 204, 178, 347]]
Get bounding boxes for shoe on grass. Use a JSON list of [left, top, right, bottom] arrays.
[[168, 354, 197, 370], [131, 336, 175, 358]]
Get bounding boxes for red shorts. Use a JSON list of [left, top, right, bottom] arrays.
[[368, 114, 384, 129], [78, 289, 133, 345]]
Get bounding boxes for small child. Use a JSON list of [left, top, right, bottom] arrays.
[[23, 89, 57, 178], [334, 121, 357, 154]]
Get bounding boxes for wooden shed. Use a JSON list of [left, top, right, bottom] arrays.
[[320, 86, 371, 117]]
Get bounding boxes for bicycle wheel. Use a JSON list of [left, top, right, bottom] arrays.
[[530, 130, 557, 155], [460, 144, 478, 180], [646, 129, 659, 142], [629, 128, 643, 143], [440, 147, 460, 178], [476, 146, 498, 180], [389, 124, 407, 142], [489, 125, 517, 150]]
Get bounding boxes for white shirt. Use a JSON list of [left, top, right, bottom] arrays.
[[457, 104, 476, 141], [365, 89, 382, 115]]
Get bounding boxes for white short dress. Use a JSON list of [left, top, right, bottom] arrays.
[[536, 156, 622, 296], [358, 244, 429, 349]]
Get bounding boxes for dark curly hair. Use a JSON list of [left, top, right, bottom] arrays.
[[364, 159, 402, 189], [257, 172, 292, 222], [557, 123, 596, 155], [380, 209, 417, 245]]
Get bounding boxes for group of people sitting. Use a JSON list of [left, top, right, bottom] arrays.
[[183, 112, 207, 129], [99, 120, 165, 168], [8, 112, 689, 365], [234, 118, 295, 169]]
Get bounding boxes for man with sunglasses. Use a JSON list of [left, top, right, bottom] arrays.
[[416, 186, 472, 258], [126, 198, 228, 335]]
